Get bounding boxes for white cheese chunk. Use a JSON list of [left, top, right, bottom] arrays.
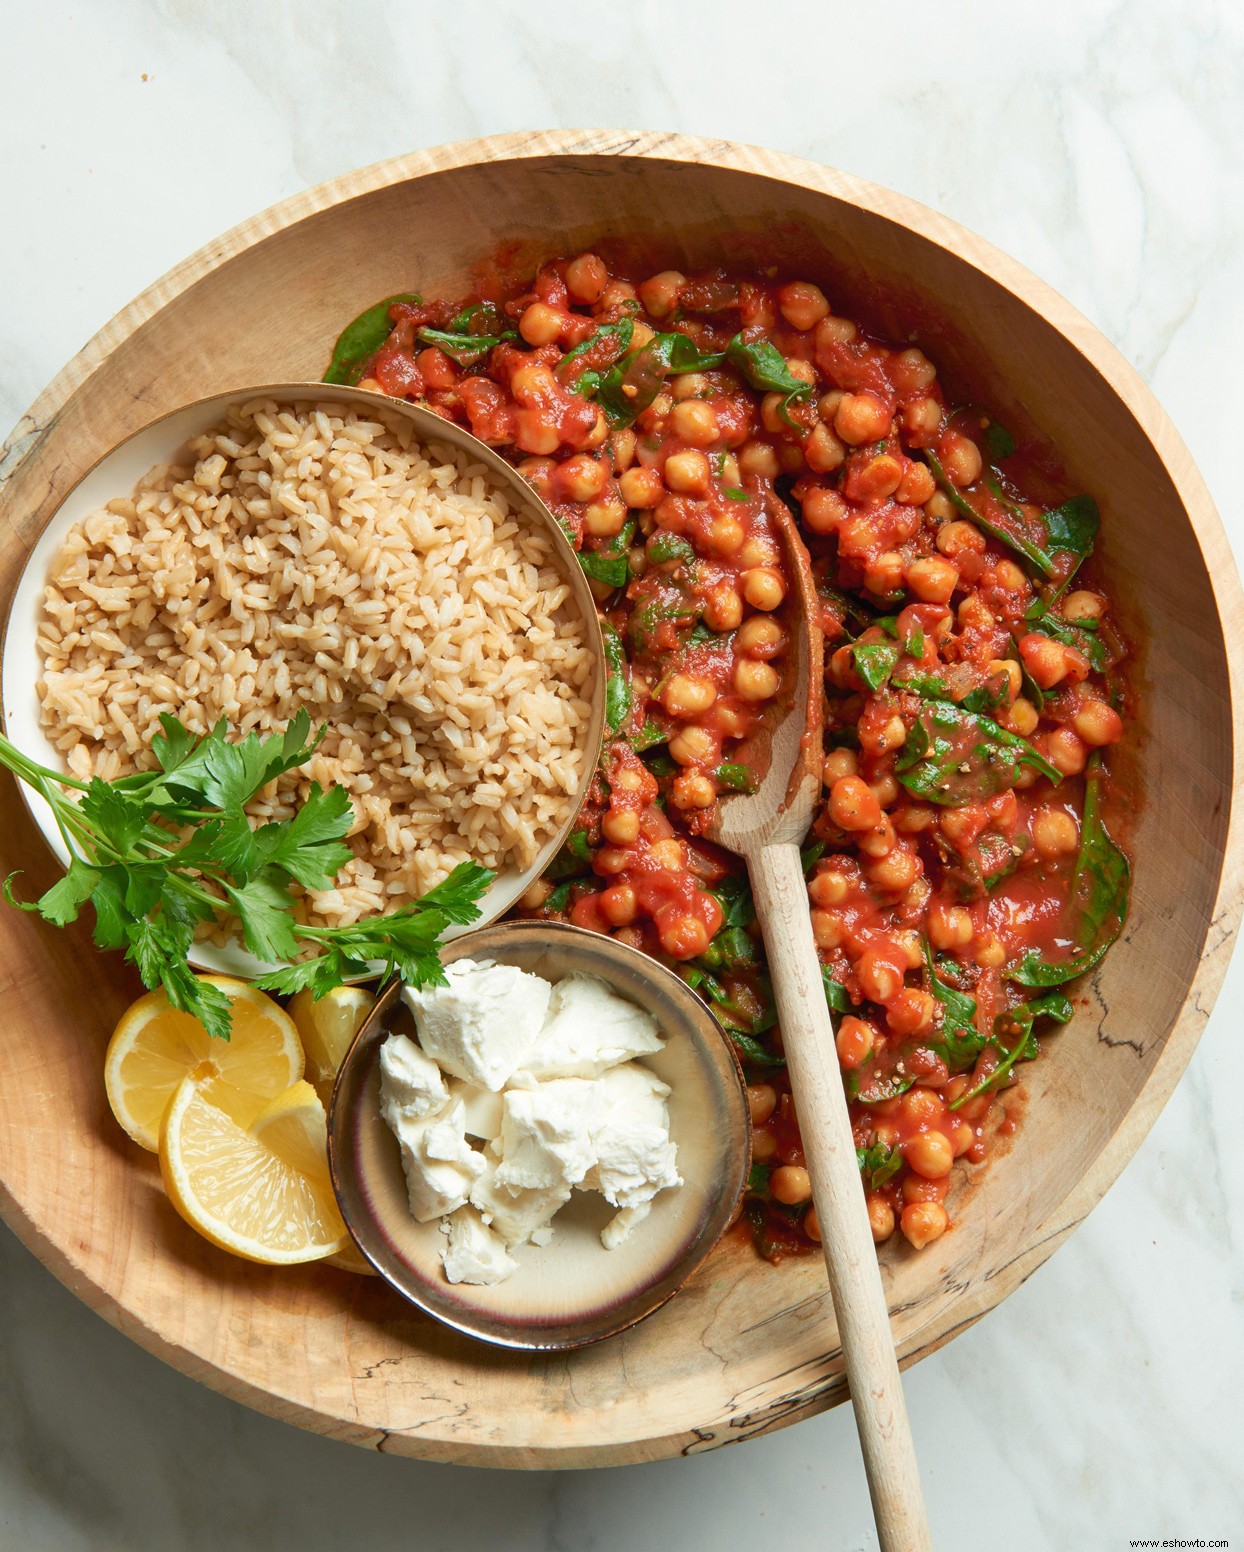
[[390, 1097, 485, 1222], [402, 959, 551, 1091], [469, 1157, 570, 1245], [585, 1065, 681, 1210], [515, 973, 664, 1081], [494, 1078, 599, 1192], [378, 1031, 450, 1126], [441, 1206, 517, 1286], [450, 1080, 505, 1143], [601, 1201, 652, 1250]]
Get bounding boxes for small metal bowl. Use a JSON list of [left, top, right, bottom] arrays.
[[326, 921, 751, 1350]]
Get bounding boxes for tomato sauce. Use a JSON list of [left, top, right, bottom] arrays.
[[332, 254, 1132, 1261]]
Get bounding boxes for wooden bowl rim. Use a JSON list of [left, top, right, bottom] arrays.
[[1, 128, 1241, 1468]]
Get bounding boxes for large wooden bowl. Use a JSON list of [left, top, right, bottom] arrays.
[[0, 130, 1239, 1468]]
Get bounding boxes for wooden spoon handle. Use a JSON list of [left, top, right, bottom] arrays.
[[747, 840, 932, 1552]]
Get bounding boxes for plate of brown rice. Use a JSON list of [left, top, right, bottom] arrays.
[[0, 385, 605, 974]]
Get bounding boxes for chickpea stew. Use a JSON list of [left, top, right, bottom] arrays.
[[326, 252, 1132, 1260]]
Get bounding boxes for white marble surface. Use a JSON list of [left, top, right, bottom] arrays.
[[2, 2, 1242, 1548]]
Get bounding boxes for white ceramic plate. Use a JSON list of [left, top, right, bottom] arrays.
[[0, 383, 606, 976]]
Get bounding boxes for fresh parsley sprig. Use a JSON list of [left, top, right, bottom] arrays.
[[0, 712, 493, 1040]]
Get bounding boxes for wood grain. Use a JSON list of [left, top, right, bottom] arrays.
[[0, 129, 1240, 1469]]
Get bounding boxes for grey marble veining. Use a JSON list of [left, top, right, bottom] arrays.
[[1, 2, 1242, 1548]]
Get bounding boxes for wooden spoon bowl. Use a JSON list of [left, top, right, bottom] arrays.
[[0, 131, 1238, 1468]]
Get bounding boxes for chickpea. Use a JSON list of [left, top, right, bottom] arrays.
[[672, 772, 717, 810], [703, 583, 744, 631], [519, 877, 554, 910], [823, 747, 858, 784], [808, 868, 850, 907], [601, 807, 641, 846], [663, 673, 717, 717], [593, 845, 631, 876], [811, 909, 847, 950], [836, 1016, 874, 1070], [904, 556, 959, 604], [355, 377, 384, 394], [872, 716, 907, 755], [669, 725, 716, 766], [599, 883, 638, 926], [867, 847, 923, 893], [867, 1194, 897, 1243], [900, 1089, 943, 1127], [936, 519, 986, 558], [519, 301, 564, 346], [1008, 696, 1040, 737], [818, 389, 845, 421], [900, 1201, 949, 1249], [742, 567, 787, 611], [761, 392, 794, 436], [599, 279, 638, 309], [514, 412, 560, 457], [804, 1206, 823, 1242], [902, 1173, 946, 1204], [887, 988, 936, 1037], [1073, 700, 1124, 746], [857, 951, 902, 1004], [893, 928, 924, 969], [986, 658, 1023, 704], [778, 281, 831, 331], [830, 776, 884, 832], [657, 910, 710, 959], [905, 1131, 954, 1180], [938, 430, 983, 487], [834, 392, 892, 446], [671, 372, 709, 401], [904, 395, 944, 441], [664, 449, 711, 495], [949, 1120, 975, 1158], [924, 490, 957, 525], [614, 767, 646, 794], [803, 422, 846, 474], [939, 805, 985, 852], [565, 252, 607, 304], [670, 399, 719, 447], [752, 1129, 779, 1163], [1019, 634, 1068, 690], [991, 559, 1028, 591], [816, 315, 858, 347], [638, 269, 686, 317], [1032, 805, 1080, 857], [734, 659, 781, 700], [864, 550, 905, 596], [737, 440, 781, 481], [738, 533, 780, 567], [736, 616, 786, 657], [929, 900, 973, 950], [648, 838, 684, 871], [770, 1165, 812, 1206], [517, 456, 558, 499], [974, 932, 1008, 970], [869, 772, 900, 808], [1063, 589, 1106, 622], [583, 498, 627, 537], [748, 1083, 778, 1126], [895, 804, 936, 834], [556, 454, 609, 504], [706, 513, 745, 556], [896, 462, 937, 505], [857, 815, 897, 858], [892, 347, 938, 392], [1047, 725, 1088, 775], [631, 322, 657, 350], [619, 465, 665, 509]]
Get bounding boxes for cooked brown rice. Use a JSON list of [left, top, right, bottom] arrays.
[[35, 399, 594, 927]]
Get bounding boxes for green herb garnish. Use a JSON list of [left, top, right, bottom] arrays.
[[323, 293, 420, 384]]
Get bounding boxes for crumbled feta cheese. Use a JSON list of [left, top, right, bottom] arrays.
[[378, 1031, 449, 1126], [585, 1065, 681, 1209], [450, 1080, 504, 1142], [470, 1157, 570, 1245], [403, 958, 551, 1090], [441, 1206, 517, 1286], [390, 1097, 485, 1222], [515, 973, 664, 1080], [494, 1078, 599, 1192], [601, 1202, 652, 1251]]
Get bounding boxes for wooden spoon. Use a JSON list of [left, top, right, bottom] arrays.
[[707, 507, 932, 1552]]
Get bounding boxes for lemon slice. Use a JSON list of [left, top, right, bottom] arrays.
[[159, 1075, 349, 1264], [105, 978, 304, 1152], [289, 984, 375, 1106]]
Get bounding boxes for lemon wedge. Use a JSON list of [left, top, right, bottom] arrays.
[[159, 1075, 349, 1264], [104, 978, 304, 1152], [289, 984, 375, 1106]]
